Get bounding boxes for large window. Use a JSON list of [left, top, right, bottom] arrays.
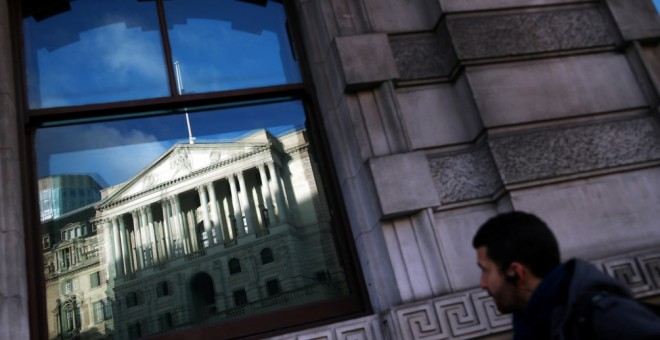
[[23, 0, 366, 338]]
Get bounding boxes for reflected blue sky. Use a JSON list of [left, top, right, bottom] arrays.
[[654, 0, 660, 12], [36, 100, 306, 187], [24, 0, 300, 109]]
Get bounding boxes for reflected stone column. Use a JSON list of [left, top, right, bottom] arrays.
[[237, 171, 254, 234], [110, 219, 124, 278], [146, 206, 160, 264], [228, 174, 245, 237], [267, 161, 287, 222], [257, 163, 276, 227], [140, 207, 153, 266], [161, 200, 173, 258], [118, 216, 132, 274], [131, 210, 143, 270], [172, 195, 190, 254], [197, 185, 212, 247], [53, 251, 60, 272], [103, 220, 116, 279], [206, 182, 223, 244]]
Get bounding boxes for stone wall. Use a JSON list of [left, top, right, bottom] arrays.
[[1, 0, 660, 339]]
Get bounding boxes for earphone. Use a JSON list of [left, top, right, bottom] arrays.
[[505, 273, 519, 284]]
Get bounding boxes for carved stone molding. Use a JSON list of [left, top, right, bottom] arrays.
[[272, 248, 660, 340], [594, 249, 660, 298], [385, 248, 660, 339], [429, 142, 503, 205], [385, 290, 511, 340], [488, 116, 660, 184]]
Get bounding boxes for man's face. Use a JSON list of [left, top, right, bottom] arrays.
[[476, 246, 524, 313]]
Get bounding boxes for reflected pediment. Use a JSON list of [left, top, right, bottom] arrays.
[[100, 129, 275, 207]]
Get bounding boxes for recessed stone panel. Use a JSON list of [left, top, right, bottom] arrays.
[[447, 7, 617, 60], [396, 78, 481, 149], [489, 116, 660, 184]]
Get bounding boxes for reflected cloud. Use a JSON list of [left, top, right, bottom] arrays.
[[38, 124, 168, 186]]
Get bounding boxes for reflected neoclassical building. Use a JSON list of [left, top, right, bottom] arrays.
[[90, 128, 344, 338]]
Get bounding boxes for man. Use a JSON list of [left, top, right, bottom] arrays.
[[472, 211, 660, 339]]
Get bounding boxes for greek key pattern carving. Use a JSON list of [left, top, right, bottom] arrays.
[[265, 250, 659, 340], [596, 250, 660, 298], [389, 290, 511, 340], [267, 315, 383, 340]]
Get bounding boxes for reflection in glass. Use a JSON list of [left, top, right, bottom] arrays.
[[23, 0, 302, 109], [23, 0, 169, 109], [37, 101, 348, 339], [165, 0, 302, 93]]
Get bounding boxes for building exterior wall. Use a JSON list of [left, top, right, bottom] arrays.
[[1, 0, 660, 339]]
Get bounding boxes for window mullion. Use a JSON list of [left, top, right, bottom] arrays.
[[156, 0, 178, 98]]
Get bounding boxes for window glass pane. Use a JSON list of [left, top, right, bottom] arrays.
[[37, 100, 350, 338], [164, 0, 302, 94], [23, 0, 169, 109]]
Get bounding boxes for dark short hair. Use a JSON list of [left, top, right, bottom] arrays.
[[472, 211, 560, 277]]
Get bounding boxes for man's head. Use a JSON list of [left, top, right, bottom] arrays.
[[472, 211, 560, 313]]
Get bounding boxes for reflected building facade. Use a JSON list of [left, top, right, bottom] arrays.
[[45, 128, 343, 338], [39, 175, 103, 222], [42, 205, 113, 339]]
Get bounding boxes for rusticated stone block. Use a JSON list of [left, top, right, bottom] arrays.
[[369, 151, 440, 218], [429, 142, 503, 204], [334, 33, 399, 91], [488, 116, 660, 184], [447, 7, 618, 60], [389, 23, 458, 81]]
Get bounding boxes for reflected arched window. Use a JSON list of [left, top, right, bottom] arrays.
[[228, 258, 241, 275], [156, 281, 171, 298], [260, 248, 274, 265]]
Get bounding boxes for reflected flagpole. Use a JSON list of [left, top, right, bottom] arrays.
[[174, 61, 195, 145]]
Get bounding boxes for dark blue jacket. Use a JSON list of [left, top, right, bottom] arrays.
[[513, 259, 660, 339]]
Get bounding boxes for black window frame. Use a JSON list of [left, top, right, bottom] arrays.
[[14, 1, 371, 339]]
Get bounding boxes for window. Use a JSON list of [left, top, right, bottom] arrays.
[[42, 235, 50, 249], [62, 279, 78, 295], [93, 299, 113, 323], [233, 289, 248, 307], [158, 312, 174, 331], [156, 281, 171, 298], [25, 0, 366, 338], [266, 279, 281, 296], [127, 322, 142, 339], [261, 248, 274, 264], [228, 258, 242, 275], [126, 292, 139, 308], [89, 271, 101, 289]]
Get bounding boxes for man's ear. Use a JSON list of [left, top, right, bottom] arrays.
[[505, 262, 526, 285]]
